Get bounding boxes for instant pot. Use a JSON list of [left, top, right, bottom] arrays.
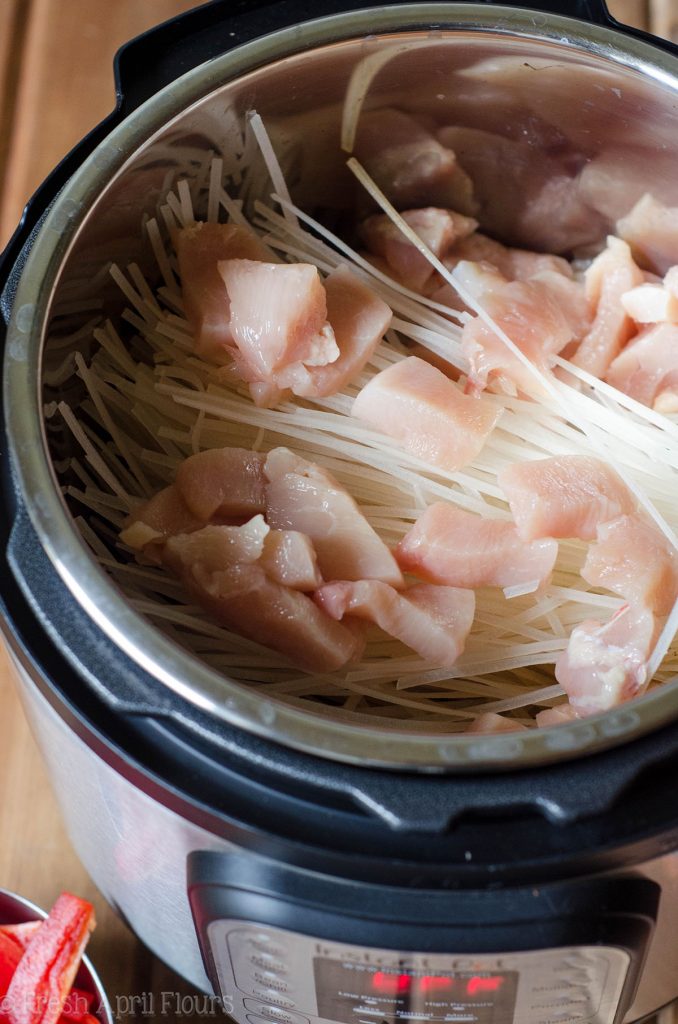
[[2, 2, 678, 1022]]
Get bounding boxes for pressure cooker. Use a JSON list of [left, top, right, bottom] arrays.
[[2, 1, 678, 1022]]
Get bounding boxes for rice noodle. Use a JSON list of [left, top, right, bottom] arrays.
[[44, 111, 678, 730]]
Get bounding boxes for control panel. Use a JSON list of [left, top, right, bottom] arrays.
[[207, 920, 630, 1024]]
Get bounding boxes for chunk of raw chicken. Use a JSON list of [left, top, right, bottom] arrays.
[[120, 485, 203, 560], [572, 237, 644, 378], [360, 207, 477, 291], [175, 222, 272, 363], [459, 266, 579, 394], [606, 322, 678, 408], [354, 109, 476, 213], [582, 514, 678, 616], [264, 448, 403, 587], [535, 705, 579, 728], [174, 447, 266, 522], [315, 580, 475, 667], [274, 265, 392, 398], [259, 530, 323, 591], [437, 125, 603, 252], [351, 356, 501, 471], [579, 150, 678, 226], [499, 455, 636, 541], [621, 282, 678, 324], [616, 194, 678, 275], [164, 519, 364, 673], [395, 503, 558, 590], [465, 712, 528, 734], [555, 604, 655, 716], [218, 259, 338, 379], [446, 232, 573, 281]]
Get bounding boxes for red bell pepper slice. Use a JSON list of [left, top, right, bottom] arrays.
[[0, 933, 22, 998], [0, 894, 95, 1024], [0, 926, 41, 955]]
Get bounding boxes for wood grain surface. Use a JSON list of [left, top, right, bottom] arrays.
[[0, 2, 677, 1023]]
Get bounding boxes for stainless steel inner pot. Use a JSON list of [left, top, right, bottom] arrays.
[[7, 3, 678, 770]]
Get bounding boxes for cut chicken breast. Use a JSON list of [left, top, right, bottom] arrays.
[[218, 259, 338, 379], [582, 514, 678, 617], [264, 448, 403, 587], [120, 485, 203, 560], [616, 194, 678, 275], [259, 529, 323, 591], [446, 232, 573, 281], [175, 222, 272, 363], [315, 580, 475, 667], [606, 322, 678, 408], [573, 237, 644, 378], [437, 124, 603, 253], [351, 356, 501, 471], [396, 503, 557, 590], [499, 455, 636, 541], [276, 265, 392, 398], [361, 207, 477, 291], [459, 268, 577, 394], [621, 282, 678, 324], [164, 520, 364, 673], [465, 712, 528, 734], [555, 604, 655, 716], [174, 447, 267, 522], [354, 109, 476, 213], [535, 705, 579, 728]]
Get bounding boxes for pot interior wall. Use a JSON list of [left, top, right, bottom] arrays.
[[26, 13, 678, 767]]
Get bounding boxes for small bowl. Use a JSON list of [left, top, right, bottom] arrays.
[[0, 888, 114, 1024]]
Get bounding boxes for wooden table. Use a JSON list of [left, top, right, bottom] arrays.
[[0, 2, 677, 1022]]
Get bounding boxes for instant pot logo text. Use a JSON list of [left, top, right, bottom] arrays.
[[114, 992, 232, 1019]]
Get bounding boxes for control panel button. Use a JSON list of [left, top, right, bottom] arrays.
[[245, 1010, 309, 1024], [248, 953, 287, 973], [252, 971, 290, 991], [251, 990, 295, 1009]]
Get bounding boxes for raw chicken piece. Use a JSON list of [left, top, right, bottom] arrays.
[[120, 485, 202, 559], [275, 265, 392, 398], [446, 233, 573, 281], [259, 530, 323, 591], [536, 705, 579, 728], [405, 343, 461, 380], [555, 604, 655, 716], [164, 520, 364, 673], [459, 268, 578, 394], [175, 222, 272, 363], [606, 323, 678, 408], [354, 109, 476, 213], [437, 125, 602, 252], [264, 448, 403, 587], [573, 237, 644, 377], [395, 503, 558, 590], [499, 455, 636, 541], [621, 282, 678, 324], [617, 194, 678, 275], [465, 712, 528, 734], [579, 149, 678, 225], [315, 580, 475, 667], [351, 356, 501, 471], [249, 381, 291, 408], [361, 208, 477, 291], [654, 389, 678, 414], [174, 447, 266, 522], [532, 272, 592, 341], [218, 260, 338, 379], [582, 514, 678, 616]]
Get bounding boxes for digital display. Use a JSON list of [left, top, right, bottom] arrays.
[[314, 959, 518, 1024]]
